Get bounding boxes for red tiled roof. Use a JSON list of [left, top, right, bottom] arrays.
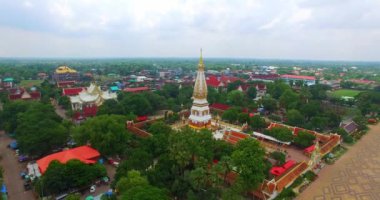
[[223, 130, 249, 145], [137, 116, 148, 122], [304, 145, 315, 153], [37, 145, 100, 174], [57, 80, 76, 88], [281, 74, 316, 81], [210, 103, 230, 111], [206, 76, 222, 88], [62, 87, 84, 96], [350, 79, 375, 84], [251, 74, 280, 80], [124, 87, 149, 92]]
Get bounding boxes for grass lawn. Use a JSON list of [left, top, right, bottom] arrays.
[[20, 80, 44, 88], [331, 89, 362, 98]]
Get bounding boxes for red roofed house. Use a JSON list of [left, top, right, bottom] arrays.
[[209, 103, 231, 115], [281, 74, 316, 86], [37, 145, 100, 174], [8, 88, 41, 101], [124, 87, 150, 93], [350, 79, 376, 85], [206, 75, 242, 89]]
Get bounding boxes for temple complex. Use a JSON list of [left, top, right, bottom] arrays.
[[188, 50, 212, 129], [53, 65, 80, 83], [69, 83, 117, 115]]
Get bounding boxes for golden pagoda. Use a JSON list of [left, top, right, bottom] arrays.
[[188, 49, 212, 129]]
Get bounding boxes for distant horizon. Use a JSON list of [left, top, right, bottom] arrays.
[[1, 56, 380, 64]]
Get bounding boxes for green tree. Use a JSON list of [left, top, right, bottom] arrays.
[[227, 90, 245, 107], [15, 103, 68, 156], [232, 138, 266, 192], [222, 108, 239, 123], [250, 115, 267, 131], [237, 113, 250, 124], [246, 86, 257, 99], [116, 170, 149, 194], [261, 97, 277, 113], [293, 131, 316, 148], [40, 160, 106, 196], [264, 127, 293, 142], [270, 151, 286, 165], [73, 115, 131, 156], [0, 100, 34, 132], [97, 99, 124, 115], [58, 95, 71, 110], [279, 89, 299, 109], [121, 185, 168, 200], [286, 109, 304, 127]]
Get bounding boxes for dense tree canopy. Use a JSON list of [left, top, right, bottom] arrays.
[[73, 115, 131, 156], [15, 103, 68, 157], [264, 127, 293, 142], [36, 160, 106, 196], [231, 138, 266, 191], [293, 131, 316, 148]]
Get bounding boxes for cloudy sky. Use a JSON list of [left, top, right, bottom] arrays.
[[0, 0, 379, 60]]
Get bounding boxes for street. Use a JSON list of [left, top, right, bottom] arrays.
[[0, 131, 35, 200]]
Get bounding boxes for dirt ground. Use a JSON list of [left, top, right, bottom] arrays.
[[297, 123, 380, 200], [0, 131, 36, 200]]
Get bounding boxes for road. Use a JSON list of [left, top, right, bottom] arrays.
[[0, 131, 35, 200], [297, 123, 380, 200], [51, 99, 68, 120]]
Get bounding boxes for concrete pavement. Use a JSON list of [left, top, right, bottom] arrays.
[[297, 123, 380, 200]]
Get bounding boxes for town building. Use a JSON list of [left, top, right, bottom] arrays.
[[69, 83, 117, 117], [8, 87, 41, 101], [188, 50, 212, 129], [280, 74, 316, 86], [36, 145, 100, 175], [53, 65, 80, 83], [1, 77, 14, 88]]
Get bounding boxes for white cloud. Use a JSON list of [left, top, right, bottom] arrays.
[[0, 0, 379, 60]]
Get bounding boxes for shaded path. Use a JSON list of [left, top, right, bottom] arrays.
[[297, 123, 380, 200], [0, 131, 35, 200]]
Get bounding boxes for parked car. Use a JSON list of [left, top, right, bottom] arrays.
[[19, 155, 29, 162]]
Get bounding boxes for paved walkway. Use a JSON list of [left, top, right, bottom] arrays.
[[0, 131, 35, 200], [297, 123, 380, 200]]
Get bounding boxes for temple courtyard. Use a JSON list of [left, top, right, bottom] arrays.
[[297, 123, 380, 200]]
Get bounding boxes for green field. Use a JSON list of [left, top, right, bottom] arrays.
[[331, 89, 362, 98], [20, 80, 44, 88]]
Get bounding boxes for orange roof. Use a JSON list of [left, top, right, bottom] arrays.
[[37, 146, 100, 174], [223, 130, 249, 145]]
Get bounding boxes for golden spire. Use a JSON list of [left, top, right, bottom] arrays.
[[193, 49, 207, 99], [198, 48, 205, 71]]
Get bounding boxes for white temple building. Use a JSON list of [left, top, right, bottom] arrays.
[[70, 83, 117, 111]]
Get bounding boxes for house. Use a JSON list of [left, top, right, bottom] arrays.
[[206, 75, 242, 89], [124, 87, 150, 93], [8, 87, 41, 101], [250, 74, 280, 82], [340, 120, 358, 134], [2, 77, 14, 88], [281, 74, 316, 86], [36, 145, 100, 174]]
